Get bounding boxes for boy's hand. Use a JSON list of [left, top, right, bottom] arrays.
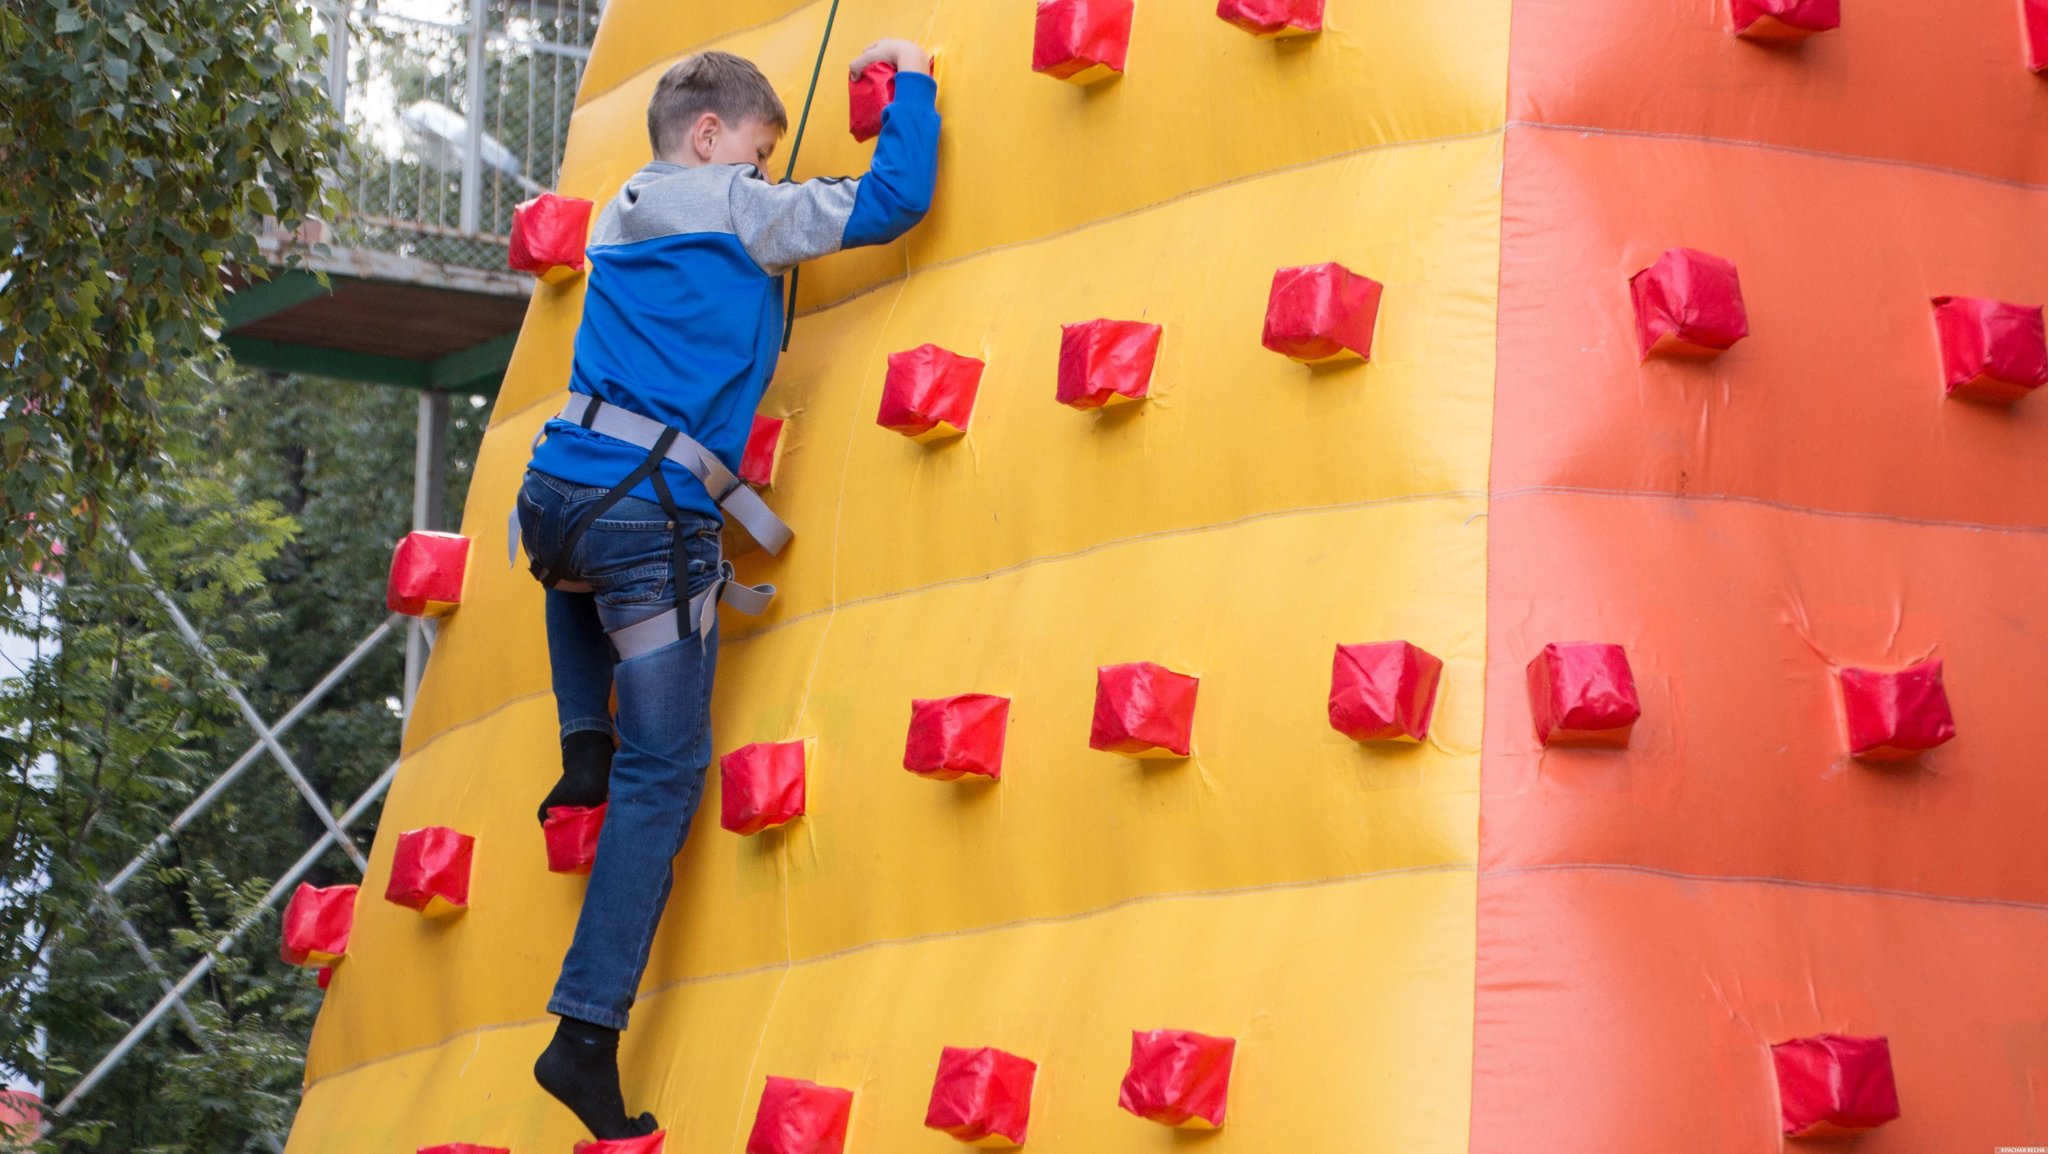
[[849, 38, 930, 78]]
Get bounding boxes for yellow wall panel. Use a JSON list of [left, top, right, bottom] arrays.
[[293, 874, 1473, 1154], [290, 1, 1508, 1150]]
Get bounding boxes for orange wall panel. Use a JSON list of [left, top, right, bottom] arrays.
[[1483, 490, 2048, 904], [1470, 869, 2048, 1152], [1494, 126, 2048, 529], [1509, 0, 2048, 184]]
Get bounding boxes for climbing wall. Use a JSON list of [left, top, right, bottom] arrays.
[[283, 1, 2048, 1151]]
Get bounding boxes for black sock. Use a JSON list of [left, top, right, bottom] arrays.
[[539, 731, 614, 825], [533, 1015, 659, 1139]]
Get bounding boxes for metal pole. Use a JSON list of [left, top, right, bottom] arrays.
[[458, 0, 487, 234], [120, 542, 370, 873], [403, 393, 449, 718], [325, 0, 350, 121], [105, 615, 399, 896], [99, 909, 288, 1153], [51, 760, 400, 1119]]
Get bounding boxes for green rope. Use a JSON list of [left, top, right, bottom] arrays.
[[780, 0, 844, 352]]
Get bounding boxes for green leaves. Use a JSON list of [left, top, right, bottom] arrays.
[[1, 0, 349, 602]]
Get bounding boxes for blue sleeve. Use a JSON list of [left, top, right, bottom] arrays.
[[842, 70, 941, 249]]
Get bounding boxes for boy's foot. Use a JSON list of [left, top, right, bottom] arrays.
[[533, 1015, 660, 1139], [538, 731, 615, 825]]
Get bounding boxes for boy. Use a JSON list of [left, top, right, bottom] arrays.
[[516, 42, 939, 1140]]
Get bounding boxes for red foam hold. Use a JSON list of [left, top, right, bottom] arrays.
[[1033, 0, 1133, 84], [879, 344, 985, 441], [544, 804, 607, 874], [1058, 319, 1162, 409], [1630, 248, 1748, 359], [508, 191, 595, 283], [745, 1077, 854, 1154], [1263, 262, 1383, 364], [1329, 641, 1444, 743], [1731, 0, 1840, 41], [925, 1046, 1037, 1146], [1527, 643, 1641, 748], [1772, 1034, 1900, 1137], [905, 694, 1011, 780], [721, 740, 808, 834], [384, 826, 475, 916], [741, 415, 787, 486], [1091, 662, 1199, 758], [1216, 0, 1323, 37], [386, 531, 472, 617], [419, 1145, 513, 1154], [2029, 0, 2048, 72], [849, 60, 898, 142], [573, 1134, 666, 1154], [1932, 295, 2048, 404], [1117, 1029, 1235, 1129], [1838, 657, 1956, 761], [280, 883, 357, 967]]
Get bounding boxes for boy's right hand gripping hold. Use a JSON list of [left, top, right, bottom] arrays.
[[847, 37, 932, 79]]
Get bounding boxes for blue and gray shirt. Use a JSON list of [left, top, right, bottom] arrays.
[[527, 70, 941, 521]]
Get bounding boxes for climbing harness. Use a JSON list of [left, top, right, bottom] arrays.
[[526, 395, 788, 657]]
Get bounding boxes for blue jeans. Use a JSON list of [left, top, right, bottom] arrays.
[[517, 468, 721, 1030]]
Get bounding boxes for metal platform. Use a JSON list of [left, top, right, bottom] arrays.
[[223, 228, 531, 397]]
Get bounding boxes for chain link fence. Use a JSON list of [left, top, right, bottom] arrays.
[[311, 0, 601, 269]]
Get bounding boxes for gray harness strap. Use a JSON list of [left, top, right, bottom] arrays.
[[518, 397, 785, 646], [558, 394, 792, 556], [607, 561, 775, 660]]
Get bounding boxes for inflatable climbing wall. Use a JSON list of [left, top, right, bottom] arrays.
[[284, 1, 2048, 1151]]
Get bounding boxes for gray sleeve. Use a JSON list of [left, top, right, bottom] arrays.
[[727, 171, 863, 275]]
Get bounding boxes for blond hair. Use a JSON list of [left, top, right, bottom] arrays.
[[647, 51, 789, 158]]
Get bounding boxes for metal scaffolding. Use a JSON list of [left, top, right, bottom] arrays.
[[44, 541, 411, 1127]]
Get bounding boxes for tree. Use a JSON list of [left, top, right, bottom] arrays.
[[0, 365, 486, 1152], [0, 0, 348, 597]]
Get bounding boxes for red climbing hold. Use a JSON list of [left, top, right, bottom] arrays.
[[508, 191, 595, 284], [543, 804, 606, 875], [2028, 0, 2048, 71], [418, 1145, 512, 1154], [1118, 1029, 1235, 1129], [1772, 1034, 1900, 1137], [745, 1076, 854, 1154], [1527, 643, 1640, 748], [1630, 248, 1748, 359], [1217, 0, 1323, 37], [1731, 0, 1840, 41], [905, 694, 1011, 781], [1932, 296, 2048, 404], [721, 740, 808, 835], [573, 1134, 666, 1154], [879, 344, 985, 441], [849, 60, 898, 143], [742, 415, 787, 486], [315, 965, 334, 990], [925, 1046, 1037, 1146], [386, 531, 471, 618], [280, 883, 357, 967], [1262, 262, 1382, 364], [384, 826, 475, 916], [1839, 657, 1956, 761], [1091, 662, 1199, 758], [1033, 0, 1134, 84], [1329, 641, 1443, 743], [1058, 319, 1162, 409]]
